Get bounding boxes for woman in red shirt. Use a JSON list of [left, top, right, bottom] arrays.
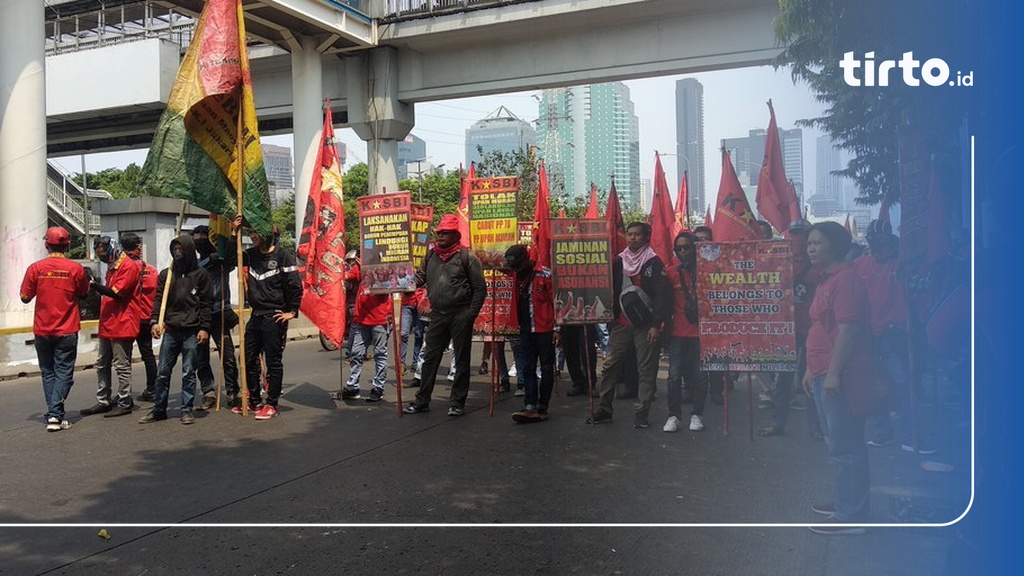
[[803, 221, 874, 534]]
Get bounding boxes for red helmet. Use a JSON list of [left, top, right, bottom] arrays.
[[44, 226, 71, 246], [434, 214, 461, 234]]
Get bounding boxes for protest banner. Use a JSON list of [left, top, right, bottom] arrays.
[[357, 191, 415, 294], [550, 218, 614, 325], [696, 241, 796, 372], [473, 269, 517, 341], [410, 203, 434, 266], [518, 221, 534, 247], [468, 176, 519, 267]]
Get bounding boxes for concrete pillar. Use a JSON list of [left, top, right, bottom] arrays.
[[0, 0, 48, 329], [291, 35, 323, 237], [346, 47, 413, 195]]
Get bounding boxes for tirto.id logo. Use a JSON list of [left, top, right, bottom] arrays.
[[840, 52, 973, 87]]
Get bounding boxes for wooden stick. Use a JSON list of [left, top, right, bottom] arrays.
[[216, 270, 226, 412], [747, 372, 754, 442], [236, 105, 250, 416], [156, 200, 188, 329], [393, 293, 404, 417], [583, 326, 595, 422]]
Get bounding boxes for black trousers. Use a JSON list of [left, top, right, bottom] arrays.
[[197, 311, 240, 397], [244, 315, 287, 406]]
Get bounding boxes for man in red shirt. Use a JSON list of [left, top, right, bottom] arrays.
[[20, 227, 91, 431], [339, 256, 393, 403], [81, 234, 142, 418], [122, 234, 159, 403]]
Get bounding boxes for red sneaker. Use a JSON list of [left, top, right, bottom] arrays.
[[255, 405, 278, 420], [231, 403, 259, 415]]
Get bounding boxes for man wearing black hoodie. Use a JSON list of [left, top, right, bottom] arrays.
[[192, 224, 240, 409], [138, 235, 213, 425]]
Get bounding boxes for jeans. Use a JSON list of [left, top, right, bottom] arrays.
[[95, 337, 134, 407], [515, 331, 554, 410], [153, 328, 200, 413], [400, 305, 424, 367], [135, 321, 157, 393], [347, 323, 391, 391], [244, 314, 288, 407], [866, 328, 914, 444], [812, 375, 870, 522], [36, 333, 78, 421], [598, 323, 661, 418], [197, 312, 240, 398], [415, 309, 475, 409], [665, 336, 705, 418]]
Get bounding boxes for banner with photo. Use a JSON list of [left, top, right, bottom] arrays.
[[410, 202, 434, 267], [550, 218, 614, 325], [695, 241, 796, 372], [473, 269, 518, 341], [518, 221, 534, 247], [357, 191, 416, 294], [468, 176, 519, 268]]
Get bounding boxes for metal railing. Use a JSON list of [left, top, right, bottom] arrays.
[[45, 166, 102, 235], [46, 1, 196, 56], [382, 0, 543, 20]]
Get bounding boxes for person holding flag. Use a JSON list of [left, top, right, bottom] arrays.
[[192, 223, 241, 409]]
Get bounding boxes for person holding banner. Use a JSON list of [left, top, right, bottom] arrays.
[[504, 245, 556, 423], [588, 223, 672, 428], [404, 215, 486, 416], [803, 221, 873, 533], [663, 231, 707, 433], [340, 280, 393, 403]]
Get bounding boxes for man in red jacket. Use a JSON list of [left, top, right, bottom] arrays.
[[81, 234, 142, 418], [504, 245, 556, 423], [20, 227, 91, 431], [123, 234, 158, 403]]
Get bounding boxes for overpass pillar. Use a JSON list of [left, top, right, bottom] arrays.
[[0, 0, 48, 329], [345, 48, 413, 195], [291, 35, 324, 238]]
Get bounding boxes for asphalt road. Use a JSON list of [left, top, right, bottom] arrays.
[[0, 338, 971, 575]]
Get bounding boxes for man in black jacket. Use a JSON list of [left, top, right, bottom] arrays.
[[192, 225, 240, 409], [139, 235, 212, 425], [588, 222, 673, 428]]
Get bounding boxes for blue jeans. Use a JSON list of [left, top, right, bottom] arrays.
[[812, 375, 870, 521], [866, 328, 913, 444], [347, 324, 391, 391], [153, 329, 200, 413], [36, 333, 78, 421], [400, 305, 424, 367], [514, 331, 554, 410]]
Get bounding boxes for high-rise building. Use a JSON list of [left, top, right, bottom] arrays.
[[675, 79, 705, 215], [397, 134, 427, 181], [465, 106, 536, 169], [536, 83, 641, 208], [722, 127, 804, 216], [261, 144, 293, 209], [809, 136, 843, 217]]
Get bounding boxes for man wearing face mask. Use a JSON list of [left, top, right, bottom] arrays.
[[81, 234, 142, 418], [192, 224, 240, 409], [138, 234, 213, 425]]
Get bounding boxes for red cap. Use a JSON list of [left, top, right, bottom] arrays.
[[434, 214, 460, 234], [44, 226, 71, 246]]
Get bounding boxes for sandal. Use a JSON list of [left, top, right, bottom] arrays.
[[758, 426, 784, 437]]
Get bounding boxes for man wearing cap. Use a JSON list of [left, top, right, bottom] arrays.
[[20, 227, 91, 431], [504, 244, 556, 423], [404, 214, 486, 416], [192, 224, 240, 409]]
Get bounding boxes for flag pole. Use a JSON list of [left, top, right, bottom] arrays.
[[156, 200, 188, 329], [236, 100, 250, 416]]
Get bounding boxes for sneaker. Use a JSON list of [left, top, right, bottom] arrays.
[[103, 404, 134, 418], [255, 405, 279, 420], [633, 415, 649, 429], [901, 443, 938, 455], [365, 388, 384, 403], [811, 502, 835, 516], [808, 515, 866, 535], [447, 371, 455, 382], [138, 411, 168, 424], [867, 437, 895, 447], [231, 403, 260, 415], [138, 390, 156, 402], [198, 395, 217, 411], [46, 417, 71, 432], [447, 406, 464, 417], [512, 410, 544, 424], [341, 388, 362, 400], [80, 402, 112, 416], [180, 412, 196, 425], [663, 416, 681, 433], [403, 378, 421, 389], [689, 415, 705, 431], [513, 388, 526, 397], [403, 403, 429, 414], [586, 410, 613, 424], [226, 394, 240, 408]]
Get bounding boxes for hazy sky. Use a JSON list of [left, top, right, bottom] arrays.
[[53, 64, 828, 212]]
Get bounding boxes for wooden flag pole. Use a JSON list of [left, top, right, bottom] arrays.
[[216, 270, 226, 412], [583, 326, 595, 423], [156, 200, 188, 329], [393, 293, 404, 417], [236, 105, 250, 417]]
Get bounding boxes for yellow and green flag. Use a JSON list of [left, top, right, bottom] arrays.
[[141, 0, 273, 236]]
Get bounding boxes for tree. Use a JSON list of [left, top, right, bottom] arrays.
[[773, 0, 966, 205], [473, 146, 541, 221], [73, 164, 146, 199], [272, 192, 296, 252]]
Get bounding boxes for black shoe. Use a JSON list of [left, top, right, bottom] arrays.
[[365, 388, 384, 402], [498, 382, 510, 393], [586, 410, 613, 424], [198, 395, 217, 411], [138, 411, 167, 424], [180, 412, 196, 425], [403, 403, 429, 414], [403, 377, 421, 389], [138, 390, 156, 402], [633, 415, 649, 429], [341, 388, 362, 400], [103, 404, 134, 418], [80, 403, 112, 416], [566, 386, 587, 397], [226, 394, 240, 408]]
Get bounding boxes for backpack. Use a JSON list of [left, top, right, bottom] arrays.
[[619, 267, 654, 326]]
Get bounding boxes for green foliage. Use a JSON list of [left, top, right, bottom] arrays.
[[473, 146, 540, 221], [271, 192, 296, 252], [773, 0, 965, 205], [73, 164, 146, 199]]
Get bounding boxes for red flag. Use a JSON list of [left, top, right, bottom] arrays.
[[532, 162, 553, 270], [712, 147, 761, 241], [844, 213, 851, 235], [755, 100, 800, 233], [672, 171, 690, 236], [926, 160, 951, 267], [704, 204, 714, 228], [650, 154, 676, 263], [878, 193, 891, 223], [606, 179, 627, 254], [457, 163, 474, 244], [585, 183, 600, 218], [296, 104, 347, 346]]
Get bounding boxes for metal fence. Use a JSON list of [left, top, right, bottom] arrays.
[[383, 0, 543, 20], [45, 1, 195, 55]]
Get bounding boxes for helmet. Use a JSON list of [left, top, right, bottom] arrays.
[[44, 226, 71, 246], [787, 219, 812, 234], [864, 219, 893, 242]]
